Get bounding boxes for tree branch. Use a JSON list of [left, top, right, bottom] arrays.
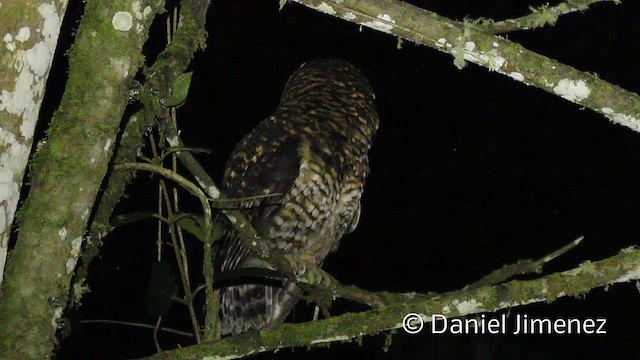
[[0, 1, 163, 357], [0, 0, 70, 290], [290, 0, 640, 132], [146, 247, 640, 359], [481, 0, 620, 34], [465, 235, 584, 290]]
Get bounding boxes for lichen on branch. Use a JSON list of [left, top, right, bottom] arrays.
[[291, 0, 640, 132]]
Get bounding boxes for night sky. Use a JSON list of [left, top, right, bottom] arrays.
[[49, 0, 640, 358]]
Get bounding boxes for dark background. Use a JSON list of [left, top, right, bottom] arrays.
[[47, 0, 640, 358]]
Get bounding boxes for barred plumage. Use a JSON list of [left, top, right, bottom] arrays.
[[217, 59, 379, 335]]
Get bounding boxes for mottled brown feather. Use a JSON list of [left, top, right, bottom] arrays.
[[216, 59, 379, 335]]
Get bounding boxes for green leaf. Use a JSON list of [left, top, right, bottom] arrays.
[[175, 214, 225, 243], [146, 262, 178, 319], [165, 71, 193, 107], [279, 0, 286, 10], [176, 215, 206, 241], [210, 223, 224, 242], [111, 211, 161, 228]]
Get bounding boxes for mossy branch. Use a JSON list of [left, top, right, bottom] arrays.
[[146, 247, 640, 359], [481, 0, 620, 34], [290, 0, 640, 132], [157, 131, 638, 359], [0, 1, 163, 358], [76, 112, 149, 307], [79, 0, 214, 340]]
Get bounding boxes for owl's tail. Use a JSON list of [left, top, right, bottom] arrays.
[[221, 279, 301, 335]]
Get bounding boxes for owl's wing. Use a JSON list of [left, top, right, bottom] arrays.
[[215, 126, 314, 335], [217, 130, 303, 273]]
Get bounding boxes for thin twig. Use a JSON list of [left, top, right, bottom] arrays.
[[209, 193, 283, 203], [481, 0, 618, 34], [159, 181, 201, 343], [150, 133, 164, 263], [114, 162, 212, 341], [465, 236, 585, 290], [80, 319, 194, 337], [150, 131, 202, 343], [153, 316, 163, 352]]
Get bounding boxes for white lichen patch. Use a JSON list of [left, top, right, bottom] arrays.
[[435, 38, 447, 48], [310, 2, 336, 15], [204, 354, 253, 360], [167, 136, 179, 147], [208, 186, 220, 199], [227, 215, 237, 224], [420, 313, 433, 323], [441, 305, 451, 314], [0, 247, 7, 285], [110, 57, 130, 79], [73, 279, 90, 305], [15, 27, 30, 42], [612, 267, 640, 284], [3, 33, 15, 52], [600, 107, 640, 132], [508, 72, 524, 82], [51, 307, 63, 330], [66, 236, 83, 274], [464, 41, 475, 52], [492, 41, 499, 47], [362, 14, 396, 34], [131, 1, 153, 32], [58, 227, 67, 241], [552, 78, 591, 102], [498, 297, 546, 309], [456, 47, 506, 72], [454, 299, 483, 314], [1, 1, 60, 140], [342, 12, 356, 20], [103, 138, 112, 152], [620, 246, 638, 253], [0, 127, 30, 286], [112, 11, 133, 32], [39, 3, 61, 40], [310, 335, 350, 345], [132, 1, 143, 20]]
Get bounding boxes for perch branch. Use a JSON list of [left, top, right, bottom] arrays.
[[146, 247, 640, 359]]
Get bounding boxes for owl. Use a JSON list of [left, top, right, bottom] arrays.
[[216, 59, 379, 335]]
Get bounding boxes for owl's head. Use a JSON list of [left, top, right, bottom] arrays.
[[280, 59, 379, 138]]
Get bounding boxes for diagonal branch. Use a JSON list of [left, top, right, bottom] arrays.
[[465, 235, 584, 290], [146, 247, 640, 359], [290, 0, 640, 132]]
